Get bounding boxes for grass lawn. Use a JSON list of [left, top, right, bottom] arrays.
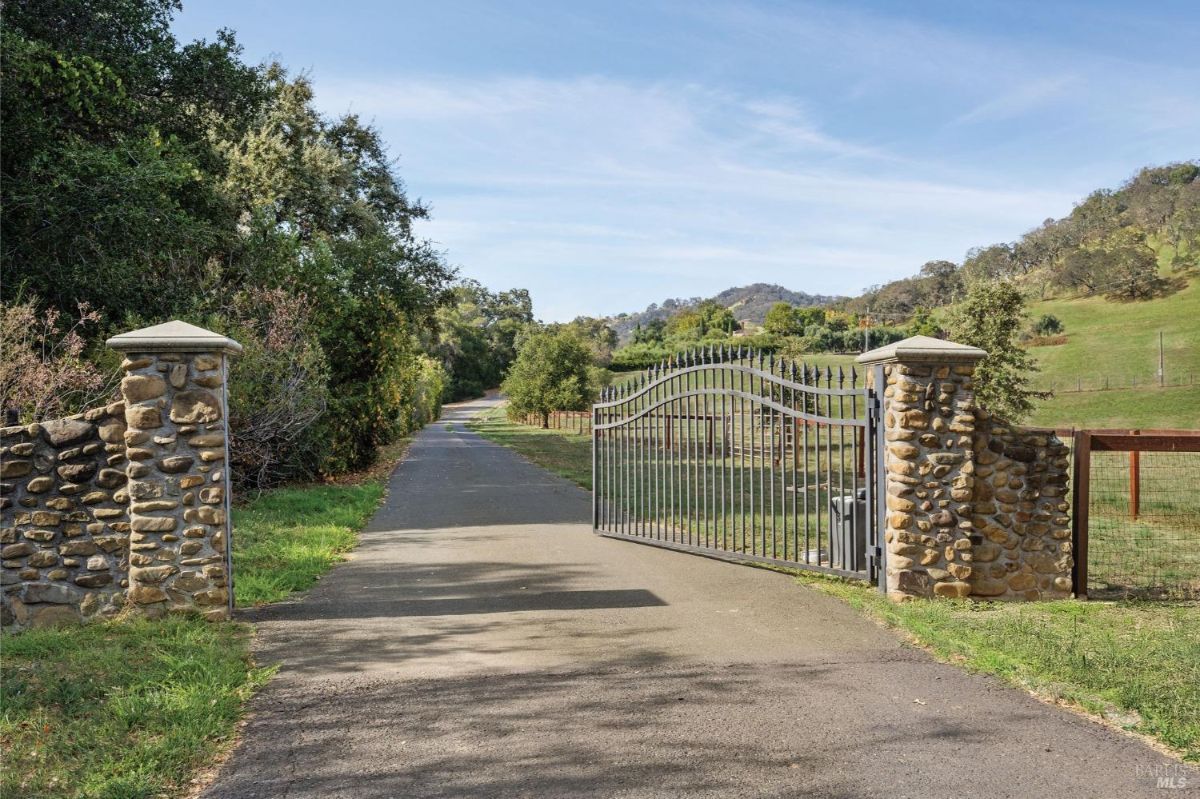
[[469, 404, 594, 487], [1027, 278, 1200, 429], [0, 618, 272, 799], [476, 405, 1199, 761], [797, 575, 1200, 761], [232, 480, 387, 606], [0, 438, 409, 798]]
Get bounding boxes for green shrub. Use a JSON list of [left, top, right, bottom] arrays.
[[502, 329, 593, 427], [1032, 313, 1065, 336], [222, 288, 330, 492]]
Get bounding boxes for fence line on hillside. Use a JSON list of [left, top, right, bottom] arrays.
[[1034, 373, 1196, 394]]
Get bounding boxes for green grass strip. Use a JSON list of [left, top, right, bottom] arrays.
[[0, 617, 273, 799], [231, 480, 387, 607], [468, 405, 593, 489]]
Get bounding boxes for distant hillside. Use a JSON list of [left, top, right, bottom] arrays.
[[842, 161, 1199, 319], [609, 283, 842, 341], [1026, 277, 1199, 429]]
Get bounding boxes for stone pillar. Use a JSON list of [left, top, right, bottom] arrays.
[[107, 321, 241, 620], [857, 336, 986, 601]]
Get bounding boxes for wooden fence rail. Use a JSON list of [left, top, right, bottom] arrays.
[[1071, 428, 1200, 599]]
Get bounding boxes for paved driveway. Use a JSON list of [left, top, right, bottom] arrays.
[[203, 397, 1176, 798]]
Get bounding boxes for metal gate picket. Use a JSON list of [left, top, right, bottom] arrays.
[[592, 346, 885, 586]]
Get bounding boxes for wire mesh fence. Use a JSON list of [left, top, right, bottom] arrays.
[[1034, 373, 1197, 394], [1076, 433, 1200, 600]]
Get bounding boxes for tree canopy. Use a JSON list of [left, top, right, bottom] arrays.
[[0, 0, 477, 485], [946, 282, 1048, 421], [502, 329, 595, 427]]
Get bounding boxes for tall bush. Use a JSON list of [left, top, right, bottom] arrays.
[[221, 288, 329, 492], [0, 299, 114, 422], [946, 282, 1048, 421]]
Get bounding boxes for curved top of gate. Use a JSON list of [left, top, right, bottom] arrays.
[[593, 346, 870, 429]]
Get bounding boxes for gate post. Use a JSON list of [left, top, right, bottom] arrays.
[[107, 321, 242, 620], [858, 336, 986, 601]]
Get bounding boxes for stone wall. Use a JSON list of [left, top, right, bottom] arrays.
[[860, 335, 1074, 602], [1, 404, 130, 629], [2, 320, 239, 630], [118, 350, 231, 620], [968, 414, 1072, 600]]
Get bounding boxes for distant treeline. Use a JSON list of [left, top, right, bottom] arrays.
[[605, 161, 1198, 371], [609, 302, 908, 370]]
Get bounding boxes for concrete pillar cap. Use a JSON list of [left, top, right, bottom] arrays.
[[107, 320, 242, 355], [856, 335, 986, 365]]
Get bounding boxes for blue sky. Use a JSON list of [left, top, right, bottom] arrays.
[[174, 1, 1200, 321]]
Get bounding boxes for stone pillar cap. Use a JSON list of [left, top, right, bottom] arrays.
[[107, 320, 243, 355], [856, 335, 986, 365]]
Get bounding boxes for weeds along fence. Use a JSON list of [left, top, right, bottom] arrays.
[[1072, 429, 1200, 600]]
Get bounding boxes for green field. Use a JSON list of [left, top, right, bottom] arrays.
[[1084, 450, 1200, 599], [1027, 278, 1200, 429]]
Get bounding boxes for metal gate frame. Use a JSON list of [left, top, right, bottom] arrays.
[[591, 347, 886, 588]]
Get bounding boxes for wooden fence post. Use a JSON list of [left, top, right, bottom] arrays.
[[1071, 430, 1091, 599], [1129, 430, 1140, 521]]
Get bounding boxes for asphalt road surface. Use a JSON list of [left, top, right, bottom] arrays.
[[203, 396, 1180, 798]]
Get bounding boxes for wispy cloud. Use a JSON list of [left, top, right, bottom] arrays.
[[314, 72, 1094, 319], [953, 75, 1077, 125], [296, 1, 1199, 321]]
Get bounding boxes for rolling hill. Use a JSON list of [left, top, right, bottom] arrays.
[[608, 283, 841, 341], [1026, 277, 1199, 429]]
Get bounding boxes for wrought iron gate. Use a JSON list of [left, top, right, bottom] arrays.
[[592, 346, 885, 587]]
